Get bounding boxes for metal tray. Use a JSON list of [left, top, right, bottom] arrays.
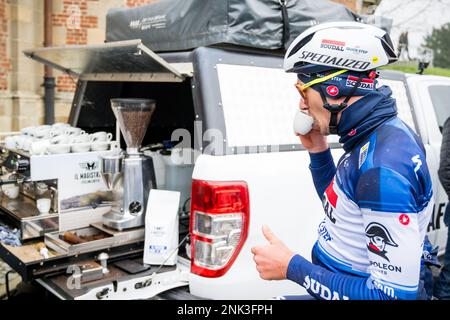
[[45, 223, 144, 255], [0, 194, 59, 240]]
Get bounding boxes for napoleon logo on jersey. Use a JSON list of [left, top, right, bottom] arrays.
[[365, 222, 398, 262]]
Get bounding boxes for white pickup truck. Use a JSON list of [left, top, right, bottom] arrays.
[[187, 66, 450, 300], [23, 43, 450, 300]]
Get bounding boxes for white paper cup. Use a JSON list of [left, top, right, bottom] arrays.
[[293, 110, 314, 136], [37, 198, 51, 214]]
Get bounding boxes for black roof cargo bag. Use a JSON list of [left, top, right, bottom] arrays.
[[106, 0, 357, 52]]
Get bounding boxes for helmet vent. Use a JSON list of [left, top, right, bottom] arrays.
[[288, 33, 314, 58]]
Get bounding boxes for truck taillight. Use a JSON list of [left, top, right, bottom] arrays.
[[190, 179, 249, 278]]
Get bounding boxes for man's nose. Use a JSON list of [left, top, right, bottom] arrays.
[[299, 99, 308, 111]]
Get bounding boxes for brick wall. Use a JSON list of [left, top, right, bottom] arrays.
[[51, 0, 157, 94], [0, 0, 11, 91], [52, 0, 100, 93], [126, 0, 156, 7]]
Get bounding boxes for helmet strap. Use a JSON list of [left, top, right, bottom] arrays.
[[318, 74, 365, 135]]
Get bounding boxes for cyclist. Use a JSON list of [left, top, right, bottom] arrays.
[[251, 22, 435, 300]]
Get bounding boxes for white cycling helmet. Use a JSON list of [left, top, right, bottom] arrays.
[[284, 21, 397, 74]]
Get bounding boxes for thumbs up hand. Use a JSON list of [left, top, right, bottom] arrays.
[[251, 225, 295, 281]]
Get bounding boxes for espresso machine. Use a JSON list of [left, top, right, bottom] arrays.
[[101, 99, 157, 231]]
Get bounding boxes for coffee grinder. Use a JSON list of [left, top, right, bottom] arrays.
[[101, 99, 156, 231]]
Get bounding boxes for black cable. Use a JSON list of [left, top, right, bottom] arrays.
[[279, 0, 290, 50], [5, 270, 13, 300], [181, 197, 191, 216], [317, 73, 365, 134], [152, 233, 190, 275]]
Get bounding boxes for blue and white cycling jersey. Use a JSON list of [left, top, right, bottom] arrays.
[[287, 116, 434, 300]]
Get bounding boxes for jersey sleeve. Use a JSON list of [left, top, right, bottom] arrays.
[[287, 254, 398, 300], [309, 149, 336, 199]]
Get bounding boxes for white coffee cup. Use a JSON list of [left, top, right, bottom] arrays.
[[14, 135, 28, 150], [293, 110, 314, 136], [30, 139, 51, 155], [72, 134, 90, 144], [47, 144, 71, 154], [4, 136, 18, 149], [71, 143, 91, 153], [2, 184, 19, 200], [71, 135, 91, 153], [37, 198, 51, 214], [52, 123, 71, 129], [51, 134, 71, 145], [21, 136, 35, 151], [90, 132, 113, 143], [48, 127, 67, 138], [21, 126, 36, 136], [32, 125, 52, 136], [65, 127, 85, 137], [33, 128, 53, 139], [91, 141, 110, 151]]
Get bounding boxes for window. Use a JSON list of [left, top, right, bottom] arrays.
[[217, 64, 299, 148], [428, 85, 450, 132]]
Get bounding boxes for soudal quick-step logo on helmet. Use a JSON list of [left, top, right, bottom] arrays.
[[320, 39, 346, 52], [284, 22, 397, 73]]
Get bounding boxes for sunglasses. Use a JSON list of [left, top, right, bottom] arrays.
[[295, 82, 308, 100], [294, 69, 349, 100]]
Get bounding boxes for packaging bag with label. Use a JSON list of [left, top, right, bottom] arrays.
[[144, 189, 180, 266]]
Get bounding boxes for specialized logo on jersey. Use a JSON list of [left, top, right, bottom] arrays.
[[412, 155, 422, 180], [323, 181, 338, 224], [365, 222, 398, 262], [346, 75, 375, 90], [358, 142, 370, 169]]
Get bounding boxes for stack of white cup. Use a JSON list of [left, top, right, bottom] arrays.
[[4, 123, 113, 155]]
